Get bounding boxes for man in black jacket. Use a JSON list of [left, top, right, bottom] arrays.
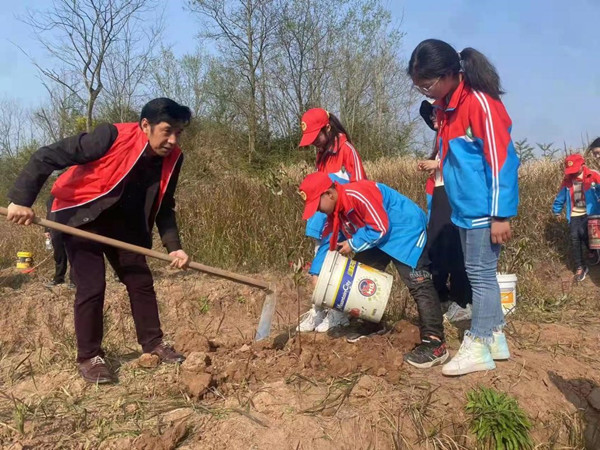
[[6, 98, 191, 384]]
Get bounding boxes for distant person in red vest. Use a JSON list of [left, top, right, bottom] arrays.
[[6, 98, 191, 384]]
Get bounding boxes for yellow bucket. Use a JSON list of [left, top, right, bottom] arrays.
[[16, 251, 33, 270]]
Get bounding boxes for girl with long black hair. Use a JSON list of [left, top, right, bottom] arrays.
[[408, 39, 520, 376]]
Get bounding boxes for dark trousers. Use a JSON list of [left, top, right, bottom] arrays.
[[570, 215, 589, 269], [426, 186, 472, 308], [63, 233, 163, 362], [353, 247, 444, 341], [50, 230, 69, 283]]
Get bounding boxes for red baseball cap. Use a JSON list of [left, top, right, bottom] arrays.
[[564, 154, 585, 175], [298, 172, 335, 219], [299, 108, 329, 147]]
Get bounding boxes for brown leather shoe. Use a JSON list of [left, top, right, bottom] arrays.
[[78, 356, 115, 384], [150, 342, 185, 364]]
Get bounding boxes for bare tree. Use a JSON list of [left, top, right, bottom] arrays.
[[266, 0, 339, 137], [99, 18, 164, 123], [188, 0, 280, 163], [33, 73, 85, 143], [149, 47, 212, 119], [23, 0, 156, 131], [0, 98, 33, 157]]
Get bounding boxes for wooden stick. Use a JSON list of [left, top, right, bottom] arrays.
[[0, 207, 270, 291]]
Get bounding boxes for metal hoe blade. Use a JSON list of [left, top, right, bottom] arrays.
[[255, 288, 276, 341]]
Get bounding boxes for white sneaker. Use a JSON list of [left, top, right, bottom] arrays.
[[315, 309, 350, 333], [442, 334, 495, 376], [445, 302, 472, 323], [488, 331, 510, 360], [296, 306, 326, 332]]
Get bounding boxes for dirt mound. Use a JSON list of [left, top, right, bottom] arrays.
[[0, 268, 599, 448]]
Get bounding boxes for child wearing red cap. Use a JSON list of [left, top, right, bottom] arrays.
[[298, 108, 368, 333], [299, 108, 366, 182], [553, 154, 600, 281], [298, 172, 449, 369]]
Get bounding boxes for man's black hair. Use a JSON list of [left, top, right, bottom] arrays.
[[140, 98, 192, 127]]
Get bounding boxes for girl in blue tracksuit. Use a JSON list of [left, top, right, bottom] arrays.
[[408, 39, 520, 376]]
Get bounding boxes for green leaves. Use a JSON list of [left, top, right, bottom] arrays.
[[465, 386, 533, 450]]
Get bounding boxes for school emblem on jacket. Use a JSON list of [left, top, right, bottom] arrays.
[[358, 278, 377, 297]]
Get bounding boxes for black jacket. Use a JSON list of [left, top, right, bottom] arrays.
[[9, 124, 183, 252]]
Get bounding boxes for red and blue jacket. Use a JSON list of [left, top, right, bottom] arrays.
[[433, 81, 520, 229], [320, 180, 427, 269], [425, 175, 435, 221], [315, 133, 366, 182], [306, 133, 367, 241], [552, 167, 600, 222]]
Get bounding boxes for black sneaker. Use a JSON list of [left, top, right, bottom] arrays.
[[403, 339, 449, 369], [44, 280, 64, 288], [575, 266, 589, 282], [346, 323, 388, 343], [589, 250, 600, 266]]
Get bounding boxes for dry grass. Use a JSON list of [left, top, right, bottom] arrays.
[[0, 157, 588, 321]]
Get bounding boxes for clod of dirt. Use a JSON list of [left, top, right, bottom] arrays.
[[588, 387, 600, 410], [136, 353, 161, 369], [239, 344, 251, 353], [376, 367, 388, 377], [174, 329, 211, 354], [300, 349, 314, 367], [392, 319, 420, 344], [181, 352, 211, 373], [181, 372, 213, 399], [133, 422, 188, 450], [351, 375, 379, 398]]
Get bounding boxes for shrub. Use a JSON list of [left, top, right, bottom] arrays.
[[465, 386, 533, 450]]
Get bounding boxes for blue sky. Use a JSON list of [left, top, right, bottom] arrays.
[[0, 0, 598, 149]]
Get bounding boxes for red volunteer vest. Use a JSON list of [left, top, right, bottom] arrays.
[[50, 123, 182, 220]]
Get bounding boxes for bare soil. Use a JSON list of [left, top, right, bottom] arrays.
[[0, 264, 599, 449]]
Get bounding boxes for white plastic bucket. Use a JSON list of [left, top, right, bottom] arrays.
[[497, 273, 517, 315], [312, 251, 393, 323]]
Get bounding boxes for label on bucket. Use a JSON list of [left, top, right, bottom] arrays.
[[313, 251, 393, 323], [358, 279, 377, 297], [501, 291, 514, 305], [332, 259, 358, 310]]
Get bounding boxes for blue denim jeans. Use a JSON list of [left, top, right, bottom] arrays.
[[459, 227, 505, 341]]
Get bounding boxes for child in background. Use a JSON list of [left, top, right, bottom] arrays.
[[553, 154, 600, 282], [418, 100, 472, 325], [298, 108, 367, 333], [298, 172, 449, 369], [408, 39, 520, 376], [589, 138, 600, 159]]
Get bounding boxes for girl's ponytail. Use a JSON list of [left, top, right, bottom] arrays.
[[408, 39, 504, 100], [459, 47, 504, 100]]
